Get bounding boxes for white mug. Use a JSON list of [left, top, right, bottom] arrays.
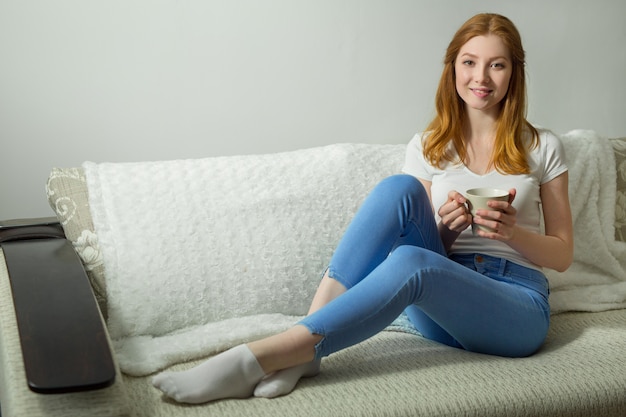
[[465, 188, 509, 235]]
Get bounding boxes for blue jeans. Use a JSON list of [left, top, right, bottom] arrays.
[[298, 175, 550, 359]]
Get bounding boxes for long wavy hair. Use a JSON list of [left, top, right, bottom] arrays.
[[423, 13, 538, 174]]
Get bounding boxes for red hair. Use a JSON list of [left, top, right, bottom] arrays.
[[423, 13, 538, 174]]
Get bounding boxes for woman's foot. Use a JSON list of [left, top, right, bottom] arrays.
[[254, 359, 321, 398], [152, 344, 266, 404]]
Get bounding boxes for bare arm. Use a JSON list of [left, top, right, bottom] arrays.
[[475, 172, 573, 272], [511, 172, 573, 271]]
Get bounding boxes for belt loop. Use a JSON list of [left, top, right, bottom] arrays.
[[498, 258, 507, 275]]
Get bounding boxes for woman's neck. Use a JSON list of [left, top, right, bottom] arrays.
[[462, 111, 499, 175], [464, 107, 499, 143]]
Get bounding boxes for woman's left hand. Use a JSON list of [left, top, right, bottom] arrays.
[[473, 188, 518, 240]]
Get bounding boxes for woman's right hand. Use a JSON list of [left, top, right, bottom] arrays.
[[438, 190, 472, 233]]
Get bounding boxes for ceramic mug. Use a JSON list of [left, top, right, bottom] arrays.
[[465, 188, 509, 235]]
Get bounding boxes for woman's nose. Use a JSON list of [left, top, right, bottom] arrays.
[[475, 66, 490, 83]]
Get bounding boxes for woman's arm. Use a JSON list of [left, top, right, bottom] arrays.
[[478, 172, 573, 271]]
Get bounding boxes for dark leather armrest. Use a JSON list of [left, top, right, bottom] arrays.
[[0, 218, 115, 394], [0, 217, 65, 243]]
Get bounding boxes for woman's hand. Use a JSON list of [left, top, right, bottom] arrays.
[[473, 188, 518, 240], [438, 190, 472, 233]]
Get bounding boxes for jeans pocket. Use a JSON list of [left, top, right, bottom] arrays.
[[505, 267, 549, 296]]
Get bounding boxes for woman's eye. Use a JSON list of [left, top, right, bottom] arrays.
[[463, 60, 474, 66], [491, 62, 505, 69]]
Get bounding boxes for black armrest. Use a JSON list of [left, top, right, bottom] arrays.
[[0, 217, 65, 243], [0, 219, 115, 394]]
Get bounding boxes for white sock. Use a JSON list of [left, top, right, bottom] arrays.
[[151, 344, 266, 404], [253, 359, 321, 398]]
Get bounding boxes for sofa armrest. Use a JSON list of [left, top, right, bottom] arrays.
[[0, 219, 115, 394], [0, 217, 65, 243]]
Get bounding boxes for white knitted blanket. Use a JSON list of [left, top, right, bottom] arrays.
[[84, 133, 625, 376], [85, 143, 404, 376], [545, 130, 626, 312]]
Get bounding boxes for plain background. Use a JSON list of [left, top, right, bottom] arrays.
[[1, 0, 625, 219]]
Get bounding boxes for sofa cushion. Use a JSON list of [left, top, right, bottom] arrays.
[[119, 309, 626, 417]]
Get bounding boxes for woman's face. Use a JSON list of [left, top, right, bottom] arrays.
[[454, 35, 513, 117]]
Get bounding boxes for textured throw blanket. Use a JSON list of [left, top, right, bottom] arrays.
[[85, 143, 404, 375], [545, 130, 626, 312], [84, 132, 625, 376]]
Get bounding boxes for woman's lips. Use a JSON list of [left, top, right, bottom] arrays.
[[471, 88, 492, 98]]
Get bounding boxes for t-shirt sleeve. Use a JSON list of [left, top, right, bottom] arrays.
[[402, 133, 434, 181], [540, 131, 568, 184]]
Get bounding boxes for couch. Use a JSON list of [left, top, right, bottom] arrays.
[[1, 130, 625, 417]]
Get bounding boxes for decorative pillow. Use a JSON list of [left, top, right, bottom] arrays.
[[46, 168, 107, 316], [610, 138, 626, 241]]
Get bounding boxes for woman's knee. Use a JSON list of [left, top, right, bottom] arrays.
[[378, 174, 424, 192], [373, 175, 428, 203], [389, 244, 446, 267]]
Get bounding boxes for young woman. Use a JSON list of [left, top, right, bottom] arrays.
[[152, 13, 573, 404]]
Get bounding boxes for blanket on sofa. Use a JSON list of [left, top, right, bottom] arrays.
[[545, 130, 626, 312], [83, 131, 626, 376], [85, 143, 403, 375]]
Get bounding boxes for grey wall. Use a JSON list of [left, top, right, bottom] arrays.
[[1, 0, 625, 219]]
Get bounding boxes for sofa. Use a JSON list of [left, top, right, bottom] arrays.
[[1, 130, 625, 417]]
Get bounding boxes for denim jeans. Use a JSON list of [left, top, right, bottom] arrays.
[[298, 175, 550, 359]]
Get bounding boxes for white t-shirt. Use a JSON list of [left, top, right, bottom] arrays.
[[402, 128, 568, 271]]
